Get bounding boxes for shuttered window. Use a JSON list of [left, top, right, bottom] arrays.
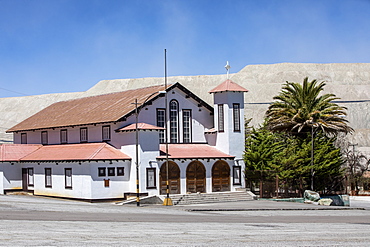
[[218, 104, 224, 132], [65, 168, 72, 189], [233, 103, 240, 132]]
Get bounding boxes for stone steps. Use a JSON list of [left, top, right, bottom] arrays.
[[169, 191, 256, 205]]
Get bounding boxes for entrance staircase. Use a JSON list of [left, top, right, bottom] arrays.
[[167, 191, 256, 205]]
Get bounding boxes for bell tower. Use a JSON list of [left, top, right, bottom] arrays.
[[208, 62, 248, 159]]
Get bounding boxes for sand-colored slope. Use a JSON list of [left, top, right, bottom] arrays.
[[1, 63, 369, 147]]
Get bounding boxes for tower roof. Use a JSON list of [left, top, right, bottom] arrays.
[[208, 79, 248, 93]]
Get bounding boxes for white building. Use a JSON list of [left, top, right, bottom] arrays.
[[0, 80, 248, 201]]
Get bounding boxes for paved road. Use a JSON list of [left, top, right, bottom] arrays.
[[1, 194, 370, 246]]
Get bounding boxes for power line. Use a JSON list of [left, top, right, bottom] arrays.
[[0, 87, 29, 96], [245, 100, 370, 105]]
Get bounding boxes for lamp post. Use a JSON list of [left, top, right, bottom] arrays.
[[162, 49, 173, 206], [310, 123, 318, 191], [134, 91, 166, 207]]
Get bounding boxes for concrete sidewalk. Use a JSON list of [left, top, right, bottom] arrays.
[[169, 197, 368, 211]]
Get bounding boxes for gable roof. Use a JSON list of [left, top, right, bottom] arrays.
[[0, 143, 130, 162], [158, 144, 234, 159], [208, 79, 248, 93], [7, 82, 213, 133]]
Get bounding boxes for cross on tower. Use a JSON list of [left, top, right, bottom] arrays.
[[225, 61, 231, 79]]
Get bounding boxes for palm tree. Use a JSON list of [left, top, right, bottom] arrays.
[[266, 77, 353, 136]]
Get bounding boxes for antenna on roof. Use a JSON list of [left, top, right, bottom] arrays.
[[225, 61, 231, 79], [164, 49, 167, 89]]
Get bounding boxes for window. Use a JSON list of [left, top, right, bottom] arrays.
[[233, 103, 240, 132], [45, 168, 52, 188], [65, 168, 72, 189], [98, 167, 106, 177], [108, 167, 115, 176], [183, 109, 192, 143], [117, 167, 125, 176], [21, 133, 27, 144], [41, 131, 48, 145], [102, 125, 111, 141], [80, 127, 88, 143], [60, 129, 68, 144], [156, 109, 166, 143], [233, 166, 242, 185], [169, 100, 178, 143], [28, 168, 34, 186], [218, 104, 224, 132], [146, 168, 156, 189]]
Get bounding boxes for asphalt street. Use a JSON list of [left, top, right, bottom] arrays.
[[1, 194, 370, 246]]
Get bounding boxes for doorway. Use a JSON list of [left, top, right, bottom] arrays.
[[160, 161, 180, 195], [212, 161, 230, 192], [186, 161, 206, 193], [22, 168, 28, 191]]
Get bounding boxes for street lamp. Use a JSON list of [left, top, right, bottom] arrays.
[[310, 122, 318, 191], [134, 91, 166, 207], [162, 49, 173, 206]]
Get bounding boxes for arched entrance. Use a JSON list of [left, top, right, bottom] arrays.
[[212, 161, 230, 192], [186, 161, 206, 193], [160, 161, 180, 195]]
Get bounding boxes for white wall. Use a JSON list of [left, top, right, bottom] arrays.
[[31, 162, 91, 199], [213, 91, 245, 159], [90, 160, 131, 199], [1, 163, 22, 191], [120, 130, 161, 194], [0, 168, 3, 194], [11, 161, 131, 200]]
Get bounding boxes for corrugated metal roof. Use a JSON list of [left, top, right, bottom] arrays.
[[158, 144, 234, 159], [0, 144, 41, 161], [21, 143, 131, 161], [0, 143, 130, 162], [7, 84, 168, 132], [208, 79, 248, 93], [7, 82, 214, 133]]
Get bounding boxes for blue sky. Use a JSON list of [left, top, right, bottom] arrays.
[[1, 0, 370, 98]]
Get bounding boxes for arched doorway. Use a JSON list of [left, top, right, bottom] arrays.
[[186, 161, 206, 193], [160, 161, 180, 195], [212, 161, 230, 192]]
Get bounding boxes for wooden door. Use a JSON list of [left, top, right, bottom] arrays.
[[212, 161, 230, 192], [160, 162, 180, 195], [22, 168, 28, 191], [186, 161, 206, 193]]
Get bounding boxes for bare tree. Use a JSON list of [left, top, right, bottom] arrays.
[[337, 137, 370, 195]]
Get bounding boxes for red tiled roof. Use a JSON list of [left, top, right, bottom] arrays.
[[7, 84, 168, 132], [208, 79, 248, 93], [116, 123, 165, 132], [22, 143, 130, 161], [0, 144, 41, 161], [0, 143, 130, 162], [158, 144, 234, 159]]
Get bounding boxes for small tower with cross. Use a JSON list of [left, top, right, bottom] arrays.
[[208, 62, 248, 158]]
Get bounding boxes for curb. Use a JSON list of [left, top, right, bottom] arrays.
[[186, 207, 366, 212]]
